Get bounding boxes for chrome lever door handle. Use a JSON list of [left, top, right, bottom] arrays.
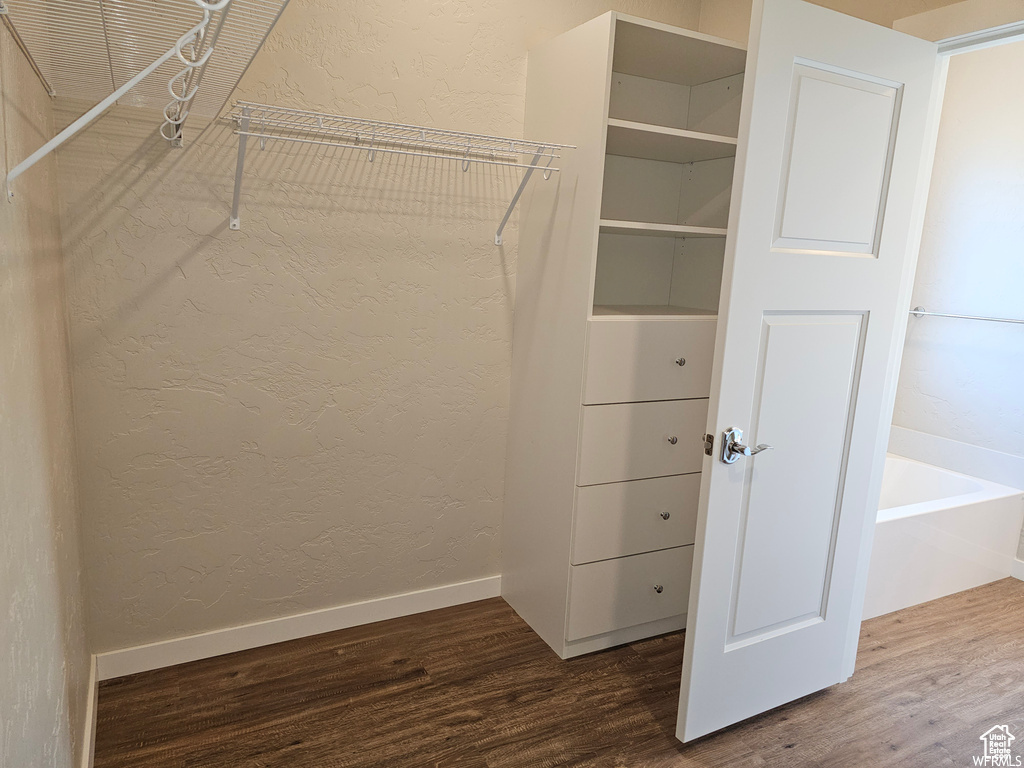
[[720, 427, 773, 464]]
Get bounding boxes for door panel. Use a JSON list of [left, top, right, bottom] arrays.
[[730, 313, 864, 641], [676, 0, 944, 742], [774, 65, 902, 255]]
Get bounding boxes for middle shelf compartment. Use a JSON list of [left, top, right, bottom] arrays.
[[593, 232, 726, 315], [601, 152, 734, 229], [594, 117, 736, 317]]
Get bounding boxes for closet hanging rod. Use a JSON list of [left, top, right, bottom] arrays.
[[909, 307, 1024, 325], [232, 130, 561, 171], [227, 101, 576, 245], [233, 119, 565, 161]]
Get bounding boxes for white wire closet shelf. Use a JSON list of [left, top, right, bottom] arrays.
[[2, 0, 290, 197], [227, 102, 577, 245]]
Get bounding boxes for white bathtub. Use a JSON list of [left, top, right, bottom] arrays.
[[862, 455, 1024, 620]]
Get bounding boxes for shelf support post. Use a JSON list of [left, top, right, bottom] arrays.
[[229, 106, 251, 230], [494, 147, 546, 246]]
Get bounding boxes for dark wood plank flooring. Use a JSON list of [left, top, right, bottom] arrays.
[[95, 578, 1024, 767]]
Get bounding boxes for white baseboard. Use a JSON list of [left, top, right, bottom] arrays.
[[96, 575, 501, 681], [80, 654, 98, 768], [1013, 558, 1024, 582]]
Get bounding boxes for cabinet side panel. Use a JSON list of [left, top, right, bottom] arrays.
[[501, 13, 614, 653]]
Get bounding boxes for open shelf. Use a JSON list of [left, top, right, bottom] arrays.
[[606, 119, 737, 164], [613, 19, 746, 86], [608, 19, 746, 136], [599, 220, 728, 238], [590, 19, 739, 327], [600, 153, 734, 232], [593, 304, 718, 318]]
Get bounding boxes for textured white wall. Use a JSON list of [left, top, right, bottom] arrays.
[[893, 43, 1024, 464], [59, 0, 705, 652], [0, 23, 91, 768]]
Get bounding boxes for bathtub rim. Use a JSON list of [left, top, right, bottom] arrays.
[[878, 453, 1023, 524]]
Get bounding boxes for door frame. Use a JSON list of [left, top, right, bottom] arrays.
[[938, 21, 1024, 54], [839, 8, 1024, 682], [896, 1, 1024, 56], [839, 0, 1024, 698]]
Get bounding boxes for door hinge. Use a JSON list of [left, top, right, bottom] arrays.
[[703, 433, 714, 457]]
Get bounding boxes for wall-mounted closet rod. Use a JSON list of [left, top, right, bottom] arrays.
[[910, 307, 1024, 325], [232, 102, 567, 156], [232, 130, 558, 171], [5, 0, 230, 199], [234, 117, 564, 159]]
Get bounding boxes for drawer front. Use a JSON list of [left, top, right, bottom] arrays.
[[583, 318, 716, 405], [572, 474, 701, 565], [566, 546, 694, 641], [577, 399, 708, 486]]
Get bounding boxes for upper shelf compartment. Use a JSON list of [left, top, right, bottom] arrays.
[[609, 18, 747, 138], [613, 19, 748, 86]]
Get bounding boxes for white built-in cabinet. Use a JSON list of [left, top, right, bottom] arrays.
[[502, 13, 746, 658]]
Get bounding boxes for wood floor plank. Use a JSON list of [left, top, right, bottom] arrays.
[[95, 578, 1024, 768]]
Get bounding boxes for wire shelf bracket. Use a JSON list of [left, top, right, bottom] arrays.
[[3, 0, 290, 199], [226, 102, 576, 245]]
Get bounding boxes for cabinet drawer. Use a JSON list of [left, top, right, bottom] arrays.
[[566, 546, 694, 641], [572, 474, 700, 565], [583, 318, 716, 405], [577, 399, 707, 486]]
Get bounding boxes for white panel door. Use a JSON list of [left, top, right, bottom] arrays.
[[676, 0, 945, 742]]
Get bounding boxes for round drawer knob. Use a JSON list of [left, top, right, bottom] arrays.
[[667, 436, 678, 445], [654, 584, 664, 594], [675, 358, 686, 367], [660, 511, 671, 520]]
